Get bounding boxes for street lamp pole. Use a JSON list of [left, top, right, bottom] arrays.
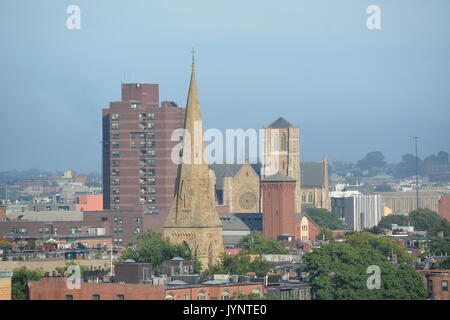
[[412, 136, 420, 210]]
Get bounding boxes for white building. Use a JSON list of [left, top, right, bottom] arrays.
[[332, 194, 382, 231]]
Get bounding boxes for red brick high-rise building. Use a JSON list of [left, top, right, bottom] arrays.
[[102, 83, 185, 230], [261, 173, 296, 239]]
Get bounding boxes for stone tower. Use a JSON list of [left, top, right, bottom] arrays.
[[262, 117, 301, 212], [164, 60, 224, 270]]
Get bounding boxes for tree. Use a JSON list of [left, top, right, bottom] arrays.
[[394, 153, 421, 178], [304, 243, 426, 300], [306, 208, 346, 230], [318, 228, 334, 241], [205, 253, 274, 277], [345, 232, 411, 263], [0, 237, 11, 250], [425, 238, 450, 256], [237, 231, 288, 255], [11, 267, 43, 300], [120, 229, 200, 272], [357, 152, 386, 171], [376, 214, 410, 230], [440, 258, 450, 269], [409, 209, 450, 236]]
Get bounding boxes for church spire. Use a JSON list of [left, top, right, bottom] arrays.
[[164, 57, 224, 269]]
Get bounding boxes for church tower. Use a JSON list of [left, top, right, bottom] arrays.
[[262, 117, 301, 212], [164, 58, 224, 270]]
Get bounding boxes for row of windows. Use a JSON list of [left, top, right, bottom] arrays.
[[111, 159, 156, 167], [111, 113, 156, 121], [113, 177, 156, 185], [301, 192, 314, 203], [165, 289, 261, 300], [112, 132, 156, 140], [112, 150, 156, 158], [113, 216, 142, 225], [66, 294, 124, 300], [111, 122, 156, 130]]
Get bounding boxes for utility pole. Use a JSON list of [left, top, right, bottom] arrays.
[[412, 136, 421, 210]]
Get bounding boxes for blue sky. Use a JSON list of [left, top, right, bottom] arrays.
[[0, 0, 449, 173]]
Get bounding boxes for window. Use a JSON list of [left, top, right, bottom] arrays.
[[221, 290, 230, 300], [135, 217, 142, 225], [112, 206, 120, 212], [139, 122, 146, 130], [184, 294, 190, 300], [112, 169, 120, 176], [92, 294, 100, 300], [143, 267, 149, 281], [147, 178, 156, 185], [113, 197, 120, 204], [112, 142, 120, 148], [130, 102, 139, 109], [113, 216, 123, 224], [111, 114, 119, 120], [65, 295, 73, 300], [442, 280, 448, 291], [112, 151, 120, 158], [308, 192, 313, 202], [112, 123, 119, 130], [302, 225, 308, 231], [301, 193, 306, 202], [147, 122, 155, 129], [112, 133, 120, 139], [281, 134, 287, 151], [147, 141, 155, 148], [146, 132, 155, 139], [112, 188, 120, 195], [146, 159, 155, 166], [148, 169, 156, 176], [148, 150, 156, 157], [112, 178, 120, 185], [112, 160, 120, 167], [146, 113, 155, 120], [114, 227, 123, 235], [197, 292, 207, 300], [116, 294, 124, 300]]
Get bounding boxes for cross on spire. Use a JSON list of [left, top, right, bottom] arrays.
[[191, 47, 196, 64]]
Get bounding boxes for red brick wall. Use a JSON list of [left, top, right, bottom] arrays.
[[439, 195, 450, 222], [422, 272, 450, 300], [261, 181, 296, 239], [29, 277, 165, 300], [28, 277, 265, 300]]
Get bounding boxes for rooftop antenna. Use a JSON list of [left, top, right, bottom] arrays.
[[412, 136, 421, 211]]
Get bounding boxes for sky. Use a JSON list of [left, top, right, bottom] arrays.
[[0, 0, 449, 173]]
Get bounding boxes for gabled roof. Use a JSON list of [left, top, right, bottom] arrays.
[[262, 172, 296, 182], [301, 162, 324, 187], [209, 163, 261, 188], [266, 117, 297, 129]]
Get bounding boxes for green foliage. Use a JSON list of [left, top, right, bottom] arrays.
[[11, 267, 43, 300], [318, 228, 334, 241], [409, 209, 450, 236], [425, 238, 450, 256], [440, 257, 450, 269], [119, 229, 193, 271], [357, 151, 386, 171], [304, 243, 427, 300], [376, 215, 410, 230], [375, 209, 450, 237], [0, 237, 11, 250], [205, 253, 274, 277], [237, 231, 288, 255], [345, 232, 411, 263], [393, 153, 421, 178], [306, 208, 346, 230]]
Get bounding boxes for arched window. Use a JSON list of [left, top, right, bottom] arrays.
[[251, 288, 261, 298], [198, 291, 207, 300], [116, 294, 124, 300], [308, 192, 313, 203], [301, 193, 306, 202], [165, 293, 176, 300], [221, 290, 230, 300], [92, 294, 100, 300], [65, 294, 73, 300]]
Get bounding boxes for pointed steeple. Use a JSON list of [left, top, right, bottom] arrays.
[[164, 58, 224, 269]]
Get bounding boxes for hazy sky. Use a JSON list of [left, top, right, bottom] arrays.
[[0, 0, 449, 173]]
